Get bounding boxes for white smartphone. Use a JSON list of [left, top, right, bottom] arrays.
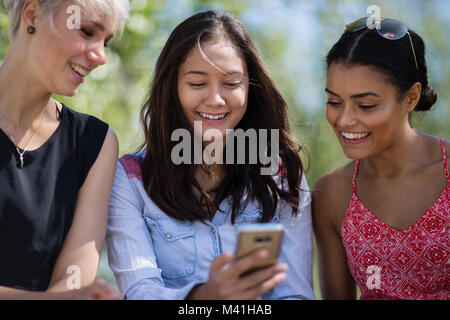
[[234, 223, 284, 275]]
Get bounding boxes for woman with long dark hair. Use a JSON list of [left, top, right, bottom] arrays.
[[107, 10, 314, 300], [313, 17, 449, 299]]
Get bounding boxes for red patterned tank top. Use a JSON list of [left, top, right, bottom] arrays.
[[341, 137, 450, 300]]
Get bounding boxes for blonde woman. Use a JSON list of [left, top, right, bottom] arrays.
[[0, 0, 128, 299]]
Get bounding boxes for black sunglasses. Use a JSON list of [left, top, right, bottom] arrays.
[[345, 17, 419, 71]]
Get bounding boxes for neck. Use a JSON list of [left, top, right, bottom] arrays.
[[363, 126, 423, 178], [195, 162, 226, 192], [0, 45, 52, 129]]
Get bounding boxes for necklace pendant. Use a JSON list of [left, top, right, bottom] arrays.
[[19, 154, 24, 169]]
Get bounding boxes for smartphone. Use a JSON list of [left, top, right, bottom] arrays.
[[234, 223, 284, 276]]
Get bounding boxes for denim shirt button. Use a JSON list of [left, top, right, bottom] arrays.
[[211, 228, 216, 233], [165, 233, 172, 239]]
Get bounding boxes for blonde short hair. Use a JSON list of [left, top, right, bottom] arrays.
[[3, 0, 129, 38]]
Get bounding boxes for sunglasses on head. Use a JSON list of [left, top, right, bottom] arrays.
[[345, 17, 419, 71]]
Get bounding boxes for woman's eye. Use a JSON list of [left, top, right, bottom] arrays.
[[225, 82, 242, 88], [188, 83, 205, 87], [326, 101, 341, 107], [80, 28, 93, 37], [359, 105, 377, 109]]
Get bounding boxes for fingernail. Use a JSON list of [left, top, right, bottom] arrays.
[[279, 263, 288, 271], [276, 273, 286, 281], [259, 249, 268, 258]]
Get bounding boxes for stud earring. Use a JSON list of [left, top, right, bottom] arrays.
[[27, 26, 36, 34]]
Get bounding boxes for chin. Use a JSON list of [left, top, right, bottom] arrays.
[[55, 87, 78, 97], [66, 90, 78, 97], [343, 149, 368, 160]]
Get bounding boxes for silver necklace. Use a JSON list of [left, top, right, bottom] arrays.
[[0, 104, 48, 168]]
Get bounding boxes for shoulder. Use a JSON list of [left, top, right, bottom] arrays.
[[59, 104, 113, 185], [62, 103, 109, 133], [118, 152, 146, 182], [313, 161, 355, 197], [444, 138, 450, 159], [312, 161, 355, 228], [437, 136, 450, 161], [419, 133, 450, 162], [99, 128, 119, 160]]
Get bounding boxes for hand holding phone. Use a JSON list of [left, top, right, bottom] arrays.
[[235, 223, 284, 276], [186, 223, 287, 300]]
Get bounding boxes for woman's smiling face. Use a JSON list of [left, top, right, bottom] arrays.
[[29, 1, 116, 96], [325, 62, 412, 160], [177, 38, 249, 139]]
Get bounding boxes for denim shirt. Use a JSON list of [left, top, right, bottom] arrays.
[[106, 152, 315, 300]]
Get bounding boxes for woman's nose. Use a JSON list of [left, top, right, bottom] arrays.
[[86, 43, 107, 66], [337, 105, 358, 128], [204, 85, 226, 108]]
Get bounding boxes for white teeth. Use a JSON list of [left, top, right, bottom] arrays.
[[342, 132, 370, 140], [199, 112, 227, 120], [71, 63, 88, 77]]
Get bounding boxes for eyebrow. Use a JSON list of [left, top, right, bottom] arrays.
[[183, 70, 245, 76], [184, 71, 207, 76], [325, 88, 381, 98], [86, 20, 105, 31], [225, 71, 245, 76]]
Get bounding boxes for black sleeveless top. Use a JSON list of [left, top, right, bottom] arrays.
[[0, 103, 108, 291]]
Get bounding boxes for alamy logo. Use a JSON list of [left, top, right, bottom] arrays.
[[171, 121, 280, 175], [366, 265, 381, 290], [66, 265, 81, 290], [66, 5, 81, 30], [366, 5, 381, 30]]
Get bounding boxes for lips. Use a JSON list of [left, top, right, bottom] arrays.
[[341, 131, 370, 140], [340, 131, 371, 144], [198, 112, 228, 120], [70, 63, 90, 77]]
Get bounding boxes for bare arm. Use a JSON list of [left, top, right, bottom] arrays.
[[0, 128, 120, 300], [0, 279, 117, 300], [312, 172, 356, 299], [0, 286, 75, 300], [47, 128, 119, 294]]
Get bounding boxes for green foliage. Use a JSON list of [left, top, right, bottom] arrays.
[[0, 3, 10, 57]]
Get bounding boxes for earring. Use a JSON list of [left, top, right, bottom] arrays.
[[27, 26, 36, 34]]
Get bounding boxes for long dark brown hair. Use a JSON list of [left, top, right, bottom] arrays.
[[140, 10, 307, 223]]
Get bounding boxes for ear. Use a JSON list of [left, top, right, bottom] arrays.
[[21, 0, 42, 31], [403, 82, 422, 113]]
